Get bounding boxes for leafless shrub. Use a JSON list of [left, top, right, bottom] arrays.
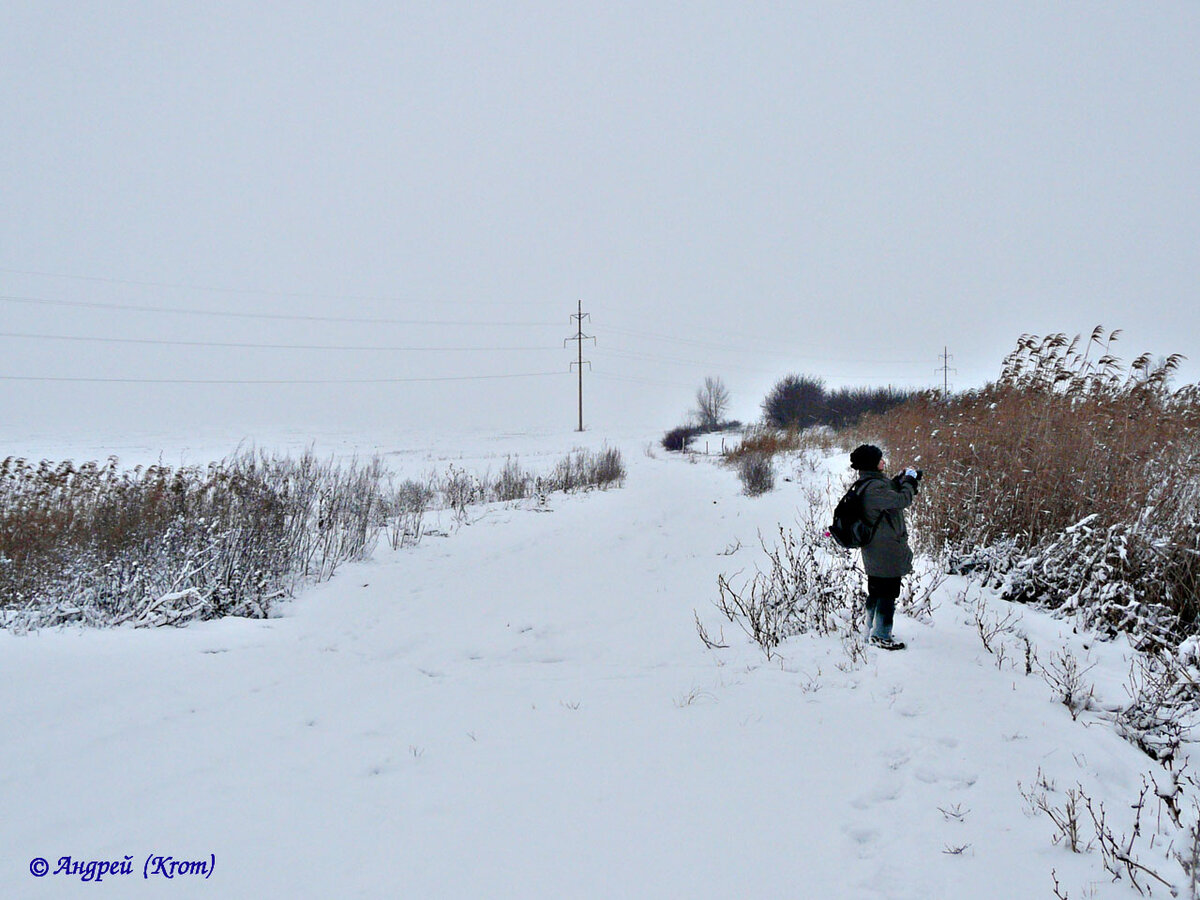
[[1020, 779, 1088, 853], [440, 465, 479, 521], [1036, 768, 1059, 792], [694, 610, 728, 650], [1082, 786, 1175, 895], [587, 446, 626, 487], [938, 804, 970, 822], [435, 448, 624, 519], [1175, 801, 1200, 899], [837, 631, 870, 672], [387, 476, 434, 550], [715, 522, 860, 659], [493, 456, 533, 503], [736, 452, 775, 496], [674, 686, 716, 708], [1039, 648, 1097, 720], [892, 561, 945, 624], [970, 598, 1021, 656], [796, 666, 823, 693], [544, 446, 625, 493]]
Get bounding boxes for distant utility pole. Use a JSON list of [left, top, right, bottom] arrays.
[[565, 300, 595, 431], [936, 346, 957, 397]]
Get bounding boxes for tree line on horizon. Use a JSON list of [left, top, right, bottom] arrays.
[[662, 373, 913, 451]]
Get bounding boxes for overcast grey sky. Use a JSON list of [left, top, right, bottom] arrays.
[[2, 2, 1197, 439]]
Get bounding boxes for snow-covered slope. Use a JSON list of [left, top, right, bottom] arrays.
[[1, 434, 1176, 898]]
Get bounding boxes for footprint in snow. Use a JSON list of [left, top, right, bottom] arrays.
[[850, 782, 902, 810], [914, 767, 978, 791], [842, 824, 883, 862], [885, 749, 912, 771]]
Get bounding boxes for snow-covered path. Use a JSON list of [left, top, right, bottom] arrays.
[[2, 440, 1163, 898]]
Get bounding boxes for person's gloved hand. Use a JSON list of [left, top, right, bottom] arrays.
[[896, 468, 920, 492]]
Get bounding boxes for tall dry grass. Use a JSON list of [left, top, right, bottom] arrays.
[[1, 445, 627, 629], [0, 451, 387, 627], [853, 328, 1200, 642], [722, 425, 840, 462]]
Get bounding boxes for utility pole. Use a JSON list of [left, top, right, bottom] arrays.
[[935, 346, 957, 398], [564, 300, 595, 431]]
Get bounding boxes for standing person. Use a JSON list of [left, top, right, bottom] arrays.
[[848, 444, 921, 651]]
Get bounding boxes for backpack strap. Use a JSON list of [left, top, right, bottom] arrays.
[[854, 475, 887, 532]]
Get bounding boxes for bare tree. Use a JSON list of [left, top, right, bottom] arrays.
[[694, 376, 731, 430]]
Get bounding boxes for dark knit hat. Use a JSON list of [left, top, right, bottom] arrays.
[[850, 444, 883, 471]]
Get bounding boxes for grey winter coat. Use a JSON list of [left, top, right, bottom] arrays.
[[858, 470, 916, 578]]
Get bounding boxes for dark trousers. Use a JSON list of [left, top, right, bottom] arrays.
[[865, 576, 902, 639]]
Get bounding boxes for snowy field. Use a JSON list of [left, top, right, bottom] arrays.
[[1, 428, 1184, 898]]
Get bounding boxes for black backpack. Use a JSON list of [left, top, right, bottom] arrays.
[[828, 478, 878, 549]]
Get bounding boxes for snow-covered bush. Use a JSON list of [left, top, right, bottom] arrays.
[[995, 516, 1187, 649], [1115, 648, 1200, 763]]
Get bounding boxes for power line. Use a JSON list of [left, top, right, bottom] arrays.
[[0, 330, 561, 353], [593, 322, 926, 365], [597, 346, 930, 382], [0, 294, 560, 327], [594, 346, 783, 375], [592, 371, 696, 390], [593, 323, 756, 352], [596, 319, 844, 357], [596, 345, 926, 373], [0, 371, 570, 386], [0, 265, 559, 308], [594, 346, 928, 376]]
